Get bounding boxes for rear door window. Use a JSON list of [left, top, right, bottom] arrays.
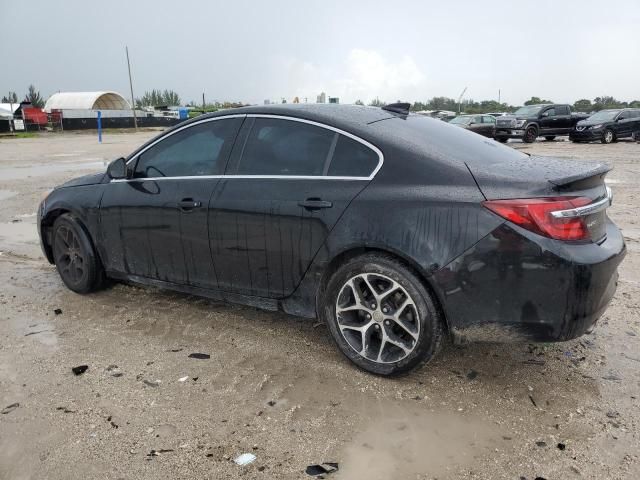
[[556, 105, 569, 115], [482, 116, 496, 124], [236, 118, 335, 176], [133, 118, 241, 178], [327, 135, 379, 177]]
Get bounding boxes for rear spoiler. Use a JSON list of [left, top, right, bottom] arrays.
[[548, 163, 611, 190]]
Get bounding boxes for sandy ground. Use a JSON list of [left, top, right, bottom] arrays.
[[0, 130, 638, 480]]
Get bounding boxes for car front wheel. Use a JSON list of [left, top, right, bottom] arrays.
[[523, 127, 538, 143], [321, 254, 444, 376], [601, 129, 615, 144], [52, 214, 106, 294]]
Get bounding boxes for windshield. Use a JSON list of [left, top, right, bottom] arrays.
[[514, 105, 545, 116], [586, 110, 620, 122], [450, 116, 472, 125]]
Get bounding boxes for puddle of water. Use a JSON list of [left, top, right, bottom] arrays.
[[0, 161, 106, 181], [0, 190, 17, 201], [0, 221, 38, 244]]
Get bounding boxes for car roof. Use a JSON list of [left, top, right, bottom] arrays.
[[198, 104, 398, 128]]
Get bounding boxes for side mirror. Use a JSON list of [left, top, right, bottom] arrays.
[[107, 157, 128, 180]]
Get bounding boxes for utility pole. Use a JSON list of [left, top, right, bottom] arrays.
[[126, 46, 138, 130], [498, 89, 501, 104], [202, 92, 206, 114], [457, 86, 467, 114]]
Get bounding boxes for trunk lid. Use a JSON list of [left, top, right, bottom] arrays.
[[467, 156, 611, 242]]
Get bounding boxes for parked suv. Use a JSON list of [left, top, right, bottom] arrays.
[[495, 104, 589, 143], [570, 109, 640, 144]]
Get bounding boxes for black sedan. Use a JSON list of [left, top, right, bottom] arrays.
[[38, 103, 625, 375], [449, 114, 496, 138], [570, 108, 640, 144]]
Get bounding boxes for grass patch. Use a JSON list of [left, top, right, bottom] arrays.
[[15, 132, 37, 138]]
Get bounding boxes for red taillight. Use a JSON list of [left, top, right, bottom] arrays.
[[483, 197, 593, 241]]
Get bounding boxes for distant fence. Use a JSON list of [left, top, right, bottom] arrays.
[[61, 115, 183, 130]]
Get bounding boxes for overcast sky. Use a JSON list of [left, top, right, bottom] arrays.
[[2, 0, 639, 106]]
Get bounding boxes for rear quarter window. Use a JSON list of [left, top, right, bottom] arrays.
[[327, 135, 379, 177]]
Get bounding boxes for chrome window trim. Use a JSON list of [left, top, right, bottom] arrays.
[[117, 113, 384, 183], [124, 113, 247, 167], [550, 187, 613, 219]]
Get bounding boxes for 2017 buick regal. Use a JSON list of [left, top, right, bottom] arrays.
[[38, 103, 625, 375]]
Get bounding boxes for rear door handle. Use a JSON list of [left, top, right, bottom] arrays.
[[178, 198, 202, 211], [298, 199, 333, 210]]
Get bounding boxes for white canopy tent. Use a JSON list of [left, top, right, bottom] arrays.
[[44, 91, 131, 112]]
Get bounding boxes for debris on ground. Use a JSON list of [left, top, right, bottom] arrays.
[[72, 365, 88, 375], [234, 453, 257, 466], [188, 353, 210, 359], [1, 403, 19, 414], [106, 364, 123, 377], [54, 308, 62, 315], [147, 449, 174, 457], [536, 441, 547, 447], [143, 379, 161, 388], [467, 370, 478, 380], [557, 443, 566, 450], [305, 462, 339, 477], [178, 376, 189, 382], [56, 406, 75, 413]]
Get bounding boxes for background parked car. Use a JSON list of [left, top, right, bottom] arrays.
[[570, 108, 640, 144], [495, 104, 589, 143], [449, 114, 496, 138]]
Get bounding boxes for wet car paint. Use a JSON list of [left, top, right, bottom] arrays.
[[38, 104, 626, 346]]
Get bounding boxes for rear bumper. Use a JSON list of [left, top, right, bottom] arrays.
[[569, 129, 603, 141], [432, 219, 625, 343]]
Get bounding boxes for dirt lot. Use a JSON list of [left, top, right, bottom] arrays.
[[0, 131, 638, 480]]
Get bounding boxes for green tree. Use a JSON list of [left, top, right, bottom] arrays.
[[593, 96, 626, 111], [2, 91, 18, 103], [368, 97, 386, 107], [136, 89, 181, 107], [162, 89, 181, 105], [25, 85, 44, 108], [524, 96, 552, 106], [573, 99, 593, 112]]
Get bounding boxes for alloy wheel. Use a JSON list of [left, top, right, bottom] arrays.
[[604, 130, 614, 144], [335, 273, 420, 364], [53, 225, 86, 285]]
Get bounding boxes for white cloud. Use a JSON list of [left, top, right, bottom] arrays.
[[273, 49, 428, 104]]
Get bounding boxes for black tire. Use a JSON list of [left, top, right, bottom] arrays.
[[52, 214, 106, 294], [320, 253, 444, 376], [601, 128, 615, 144], [523, 126, 538, 143], [571, 139, 583, 143], [496, 137, 508, 143], [544, 136, 556, 141]]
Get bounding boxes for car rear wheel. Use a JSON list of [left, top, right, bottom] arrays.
[[496, 137, 508, 143], [601, 129, 615, 144], [523, 127, 538, 143], [52, 214, 106, 294], [321, 253, 444, 376], [544, 136, 556, 141]]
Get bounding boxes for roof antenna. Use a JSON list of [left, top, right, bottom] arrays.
[[382, 102, 411, 114]]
